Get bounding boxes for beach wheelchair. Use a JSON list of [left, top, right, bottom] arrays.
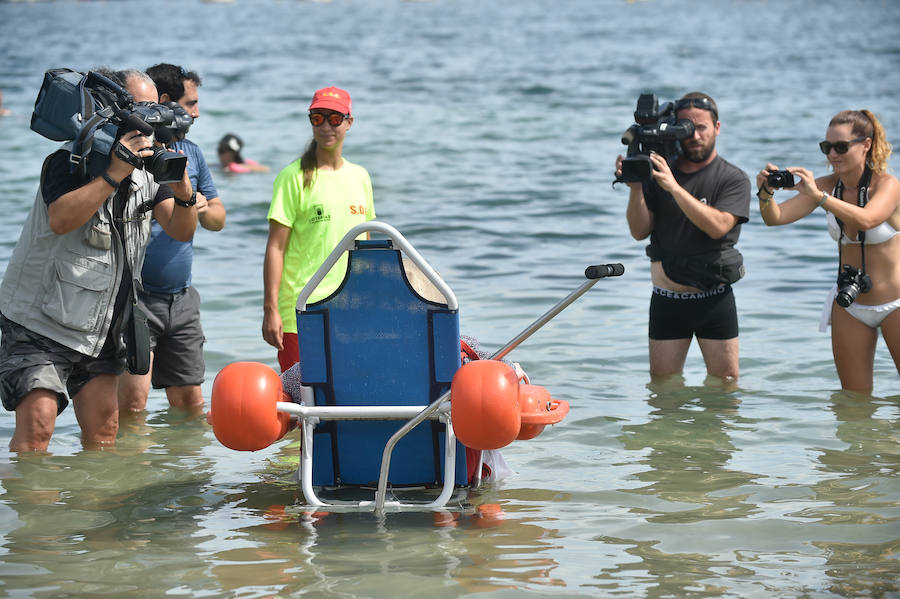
[[209, 222, 619, 513]]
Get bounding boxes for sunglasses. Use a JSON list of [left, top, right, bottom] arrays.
[[309, 112, 349, 127], [675, 97, 718, 121], [819, 136, 867, 155]]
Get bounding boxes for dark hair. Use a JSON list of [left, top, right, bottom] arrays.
[[300, 140, 318, 190], [145, 63, 201, 102], [677, 91, 719, 123], [829, 109, 893, 174], [218, 134, 244, 163]]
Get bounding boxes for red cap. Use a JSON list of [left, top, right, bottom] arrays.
[[309, 87, 351, 115]]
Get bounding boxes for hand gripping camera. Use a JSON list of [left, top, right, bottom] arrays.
[[616, 93, 695, 184], [30, 68, 193, 183]]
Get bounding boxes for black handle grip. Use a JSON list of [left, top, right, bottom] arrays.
[[585, 263, 625, 279]]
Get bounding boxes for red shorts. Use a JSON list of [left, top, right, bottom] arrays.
[[277, 333, 299, 373]]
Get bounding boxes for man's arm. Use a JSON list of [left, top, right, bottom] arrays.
[[648, 152, 738, 240], [625, 184, 655, 240], [48, 131, 152, 235], [617, 155, 654, 240], [193, 147, 226, 231], [667, 183, 738, 239], [153, 165, 198, 242], [196, 194, 226, 231]]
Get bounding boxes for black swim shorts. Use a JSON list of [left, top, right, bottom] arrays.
[[649, 285, 738, 340]]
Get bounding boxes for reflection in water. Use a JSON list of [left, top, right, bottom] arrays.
[[618, 379, 761, 523], [198, 457, 568, 597], [805, 392, 900, 597], [0, 413, 217, 597], [588, 378, 764, 595]]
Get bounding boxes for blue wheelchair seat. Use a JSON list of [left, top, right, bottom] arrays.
[[297, 238, 467, 488]]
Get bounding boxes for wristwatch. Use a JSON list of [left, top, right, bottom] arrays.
[[174, 190, 197, 208]]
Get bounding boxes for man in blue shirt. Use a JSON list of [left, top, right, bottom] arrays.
[[117, 64, 226, 414]]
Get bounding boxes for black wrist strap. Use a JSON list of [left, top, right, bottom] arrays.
[[756, 185, 774, 200], [174, 190, 197, 208], [101, 172, 121, 188]]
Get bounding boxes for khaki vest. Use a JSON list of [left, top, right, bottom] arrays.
[[0, 152, 156, 356]]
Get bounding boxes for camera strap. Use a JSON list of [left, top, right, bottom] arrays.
[[67, 85, 116, 178], [835, 164, 873, 275]]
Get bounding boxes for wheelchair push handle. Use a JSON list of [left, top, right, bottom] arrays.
[[585, 263, 625, 279], [489, 262, 625, 362]]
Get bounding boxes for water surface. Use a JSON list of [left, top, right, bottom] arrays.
[[0, 0, 898, 597]]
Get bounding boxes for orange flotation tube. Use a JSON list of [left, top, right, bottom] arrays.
[[450, 360, 569, 450], [208, 361, 293, 451]]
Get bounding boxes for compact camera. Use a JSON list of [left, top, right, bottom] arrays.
[[766, 170, 796, 189], [835, 264, 872, 308], [616, 93, 695, 184]]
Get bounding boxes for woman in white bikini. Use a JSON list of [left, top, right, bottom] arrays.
[[756, 109, 900, 392]]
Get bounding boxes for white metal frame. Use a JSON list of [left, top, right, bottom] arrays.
[[289, 221, 466, 512]]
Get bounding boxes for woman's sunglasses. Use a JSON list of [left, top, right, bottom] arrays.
[[309, 112, 349, 127], [819, 137, 867, 155]]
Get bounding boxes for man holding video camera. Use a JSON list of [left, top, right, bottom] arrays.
[[0, 69, 198, 451], [615, 91, 750, 381], [116, 64, 226, 415]]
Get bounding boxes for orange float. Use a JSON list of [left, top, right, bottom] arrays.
[[450, 360, 569, 449], [451, 360, 521, 449], [209, 361, 293, 451], [516, 384, 570, 440]]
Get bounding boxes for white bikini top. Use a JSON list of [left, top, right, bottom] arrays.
[[827, 211, 899, 245], [826, 176, 899, 245]]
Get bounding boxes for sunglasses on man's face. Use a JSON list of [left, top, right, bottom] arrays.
[[309, 112, 349, 127], [675, 97, 718, 121], [819, 137, 867, 155]]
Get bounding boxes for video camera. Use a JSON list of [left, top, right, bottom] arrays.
[[30, 68, 193, 183], [616, 93, 695, 184]]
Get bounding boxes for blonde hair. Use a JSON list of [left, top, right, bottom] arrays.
[[828, 109, 892, 173]]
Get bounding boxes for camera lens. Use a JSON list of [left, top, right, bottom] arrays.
[[145, 147, 187, 184], [835, 282, 859, 308]]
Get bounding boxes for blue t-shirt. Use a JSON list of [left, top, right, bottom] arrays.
[[140, 139, 218, 293]]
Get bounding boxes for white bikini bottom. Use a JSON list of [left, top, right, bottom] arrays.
[[819, 285, 900, 331]]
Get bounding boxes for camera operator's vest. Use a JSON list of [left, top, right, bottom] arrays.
[[0, 147, 156, 357]]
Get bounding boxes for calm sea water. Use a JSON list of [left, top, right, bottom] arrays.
[[0, 0, 898, 597]]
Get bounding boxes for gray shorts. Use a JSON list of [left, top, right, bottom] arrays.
[[139, 286, 206, 389], [0, 314, 125, 414]]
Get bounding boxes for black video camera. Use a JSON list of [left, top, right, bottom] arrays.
[[30, 69, 193, 183], [766, 170, 796, 189], [835, 264, 872, 307], [112, 101, 193, 183], [616, 93, 695, 184]]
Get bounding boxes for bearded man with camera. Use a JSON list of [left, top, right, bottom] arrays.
[[0, 69, 198, 451], [615, 91, 751, 382]]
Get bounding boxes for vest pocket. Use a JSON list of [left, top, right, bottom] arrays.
[[41, 260, 111, 332]]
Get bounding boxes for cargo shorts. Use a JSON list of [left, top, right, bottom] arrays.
[[0, 314, 125, 414]]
